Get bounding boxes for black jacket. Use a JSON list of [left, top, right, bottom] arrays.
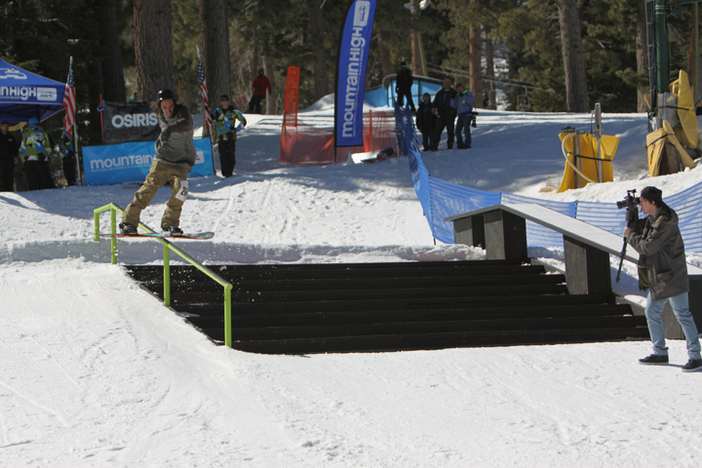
[[0, 132, 18, 162], [416, 102, 436, 133], [433, 87, 457, 118], [396, 68, 413, 91]]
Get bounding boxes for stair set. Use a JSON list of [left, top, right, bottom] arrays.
[[125, 259, 648, 354]]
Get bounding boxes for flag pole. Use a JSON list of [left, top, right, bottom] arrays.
[[196, 46, 215, 174]]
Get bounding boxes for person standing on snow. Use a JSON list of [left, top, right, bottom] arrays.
[[624, 186, 702, 372], [430, 77, 457, 151], [0, 121, 18, 191], [120, 89, 196, 237], [451, 82, 474, 149], [20, 117, 54, 191], [416, 93, 436, 152], [396, 61, 415, 112], [59, 129, 77, 186], [211, 95, 246, 177], [247, 68, 272, 114]]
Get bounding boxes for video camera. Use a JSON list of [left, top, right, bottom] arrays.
[[616, 189, 640, 210]]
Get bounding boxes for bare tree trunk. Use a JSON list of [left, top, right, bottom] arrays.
[[133, 0, 174, 102], [634, 0, 649, 112], [484, 30, 496, 110], [410, 0, 424, 77], [263, 56, 277, 115], [199, 0, 231, 107], [377, 31, 394, 78], [101, 0, 126, 103], [89, 61, 104, 142], [469, 25, 482, 105], [311, 6, 329, 100], [557, 0, 589, 112]]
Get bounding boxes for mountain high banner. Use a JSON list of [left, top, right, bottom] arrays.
[[334, 0, 377, 148]]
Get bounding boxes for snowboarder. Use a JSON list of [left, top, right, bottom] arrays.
[[120, 89, 196, 236]]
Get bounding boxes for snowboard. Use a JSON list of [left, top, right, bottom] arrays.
[[100, 231, 215, 240]]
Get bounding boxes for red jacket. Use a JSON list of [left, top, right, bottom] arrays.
[[252, 75, 272, 97]]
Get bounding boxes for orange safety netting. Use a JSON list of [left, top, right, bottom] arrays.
[[280, 110, 398, 165]]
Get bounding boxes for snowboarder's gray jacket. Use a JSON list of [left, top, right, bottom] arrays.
[[155, 104, 197, 168], [626, 204, 689, 301]]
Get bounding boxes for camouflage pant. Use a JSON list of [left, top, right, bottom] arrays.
[[123, 160, 190, 230]]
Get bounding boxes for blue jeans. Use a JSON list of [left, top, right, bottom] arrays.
[[645, 291, 701, 360], [456, 114, 472, 148]]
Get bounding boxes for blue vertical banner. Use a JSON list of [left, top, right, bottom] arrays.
[[335, 0, 377, 147]]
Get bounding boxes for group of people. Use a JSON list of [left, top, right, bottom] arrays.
[[0, 118, 76, 192], [416, 76, 475, 152], [395, 63, 475, 152]]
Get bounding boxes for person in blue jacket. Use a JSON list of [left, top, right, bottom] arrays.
[[451, 82, 475, 149]]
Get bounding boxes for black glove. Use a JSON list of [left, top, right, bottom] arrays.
[[160, 127, 172, 142]]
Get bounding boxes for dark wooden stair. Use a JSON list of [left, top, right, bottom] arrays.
[[125, 260, 649, 354]]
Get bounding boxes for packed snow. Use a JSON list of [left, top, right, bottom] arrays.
[[2, 104, 702, 467]]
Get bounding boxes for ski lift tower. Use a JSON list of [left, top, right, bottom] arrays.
[[649, 0, 701, 128]]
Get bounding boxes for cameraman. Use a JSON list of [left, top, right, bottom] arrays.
[[624, 186, 701, 372]]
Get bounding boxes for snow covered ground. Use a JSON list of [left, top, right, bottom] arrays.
[[2, 104, 702, 467]]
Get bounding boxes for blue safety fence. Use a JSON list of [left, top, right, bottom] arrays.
[[395, 105, 702, 254]]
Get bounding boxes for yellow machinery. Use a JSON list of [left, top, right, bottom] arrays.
[[557, 103, 619, 193], [646, 70, 699, 177]]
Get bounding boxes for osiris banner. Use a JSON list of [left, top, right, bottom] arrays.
[[334, 0, 376, 147]]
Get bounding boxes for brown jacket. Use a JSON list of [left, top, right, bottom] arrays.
[[626, 204, 689, 301]]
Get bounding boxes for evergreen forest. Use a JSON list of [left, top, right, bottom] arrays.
[[1, 0, 699, 146]]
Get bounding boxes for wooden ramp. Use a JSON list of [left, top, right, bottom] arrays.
[[125, 259, 649, 354]]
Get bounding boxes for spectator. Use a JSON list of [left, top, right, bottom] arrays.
[[396, 61, 415, 112], [430, 77, 457, 151], [247, 68, 272, 114], [211, 94, 247, 177], [59, 129, 77, 186], [20, 117, 54, 190], [119, 89, 197, 236], [624, 186, 702, 372], [0, 121, 18, 191], [451, 82, 475, 149], [415, 93, 435, 151]]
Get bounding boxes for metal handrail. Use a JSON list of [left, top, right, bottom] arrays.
[[93, 203, 234, 347]]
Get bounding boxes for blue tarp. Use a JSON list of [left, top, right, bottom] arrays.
[[394, 105, 702, 255], [365, 76, 443, 108], [0, 58, 66, 122]]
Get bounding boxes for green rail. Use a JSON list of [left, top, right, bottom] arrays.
[[93, 203, 234, 347]]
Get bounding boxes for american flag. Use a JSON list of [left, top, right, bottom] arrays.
[[197, 47, 212, 130], [62, 57, 76, 134]]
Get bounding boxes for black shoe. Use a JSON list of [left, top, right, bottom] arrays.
[[638, 354, 669, 365], [682, 359, 702, 372], [163, 226, 184, 237], [119, 222, 138, 236]]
